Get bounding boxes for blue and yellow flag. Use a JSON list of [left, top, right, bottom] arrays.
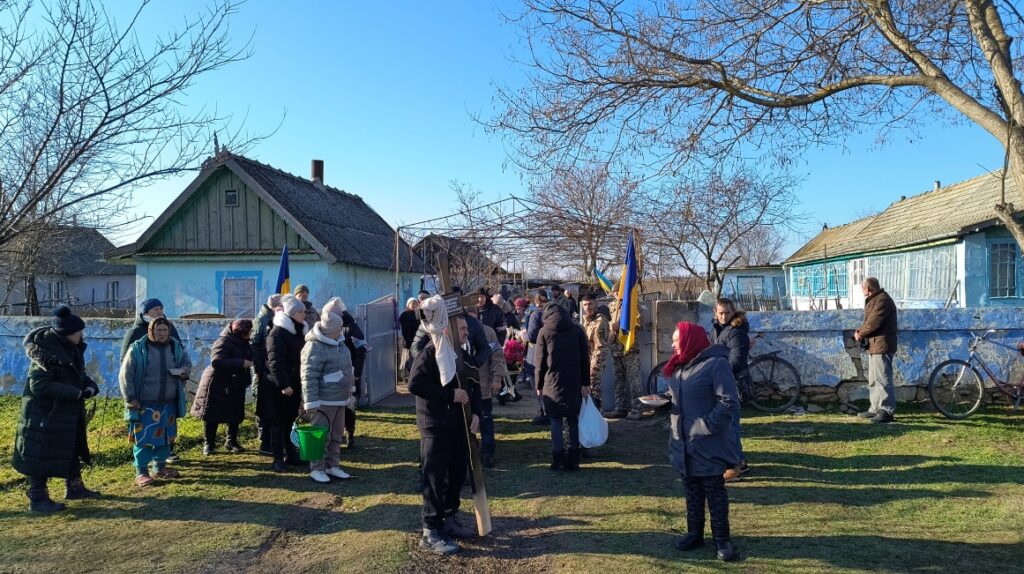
[[617, 231, 640, 353], [275, 245, 291, 295], [594, 268, 614, 293]]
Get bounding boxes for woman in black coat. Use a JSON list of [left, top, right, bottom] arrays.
[[535, 303, 590, 471], [710, 298, 751, 481], [13, 306, 100, 513], [265, 296, 307, 472], [192, 320, 254, 456]]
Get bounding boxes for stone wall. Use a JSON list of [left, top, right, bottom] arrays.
[[0, 317, 228, 396], [650, 304, 1024, 407]]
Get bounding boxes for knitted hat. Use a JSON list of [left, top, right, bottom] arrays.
[[321, 297, 347, 321], [281, 294, 304, 317], [293, 284, 309, 296], [51, 305, 85, 337], [318, 311, 344, 340], [550, 284, 564, 293], [514, 297, 528, 309], [267, 294, 283, 309], [141, 298, 164, 315]]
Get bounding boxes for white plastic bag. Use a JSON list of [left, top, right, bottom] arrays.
[[578, 396, 608, 448]]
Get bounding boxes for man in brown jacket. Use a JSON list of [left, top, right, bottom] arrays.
[[581, 294, 608, 410], [854, 277, 898, 424]]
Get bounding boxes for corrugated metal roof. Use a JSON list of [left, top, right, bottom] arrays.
[[785, 171, 1017, 265]]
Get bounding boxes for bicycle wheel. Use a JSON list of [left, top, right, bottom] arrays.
[[748, 355, 802, 413], [928, 359, 985, 419], [646, 361, 670, 395]]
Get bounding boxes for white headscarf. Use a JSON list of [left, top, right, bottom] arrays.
[[419, 295, 457, 386]]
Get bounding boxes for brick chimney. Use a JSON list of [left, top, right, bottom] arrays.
[[311, 159, 324, 185]]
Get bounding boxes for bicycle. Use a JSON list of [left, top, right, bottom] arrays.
[[645, 335, 802, 413], [927, 329, 1024, 419]]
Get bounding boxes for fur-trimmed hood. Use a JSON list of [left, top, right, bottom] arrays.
[[23, 327, 84, 371]]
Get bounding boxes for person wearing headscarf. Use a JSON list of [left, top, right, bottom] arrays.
[[192, 319, 254, 456], [264, 294, 307, 472], [407, 299, 481, 556], [252, 293, 284, 455], [399, 297, 421, 379], [664, 322, 740, 562], [535, 303, 590, 471], [301, 308, 355, 483], [119, 317, 192, 487], [13, 306, 101, 513]]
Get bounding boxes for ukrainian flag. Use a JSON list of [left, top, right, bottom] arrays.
[[275, 245, 291, 295], [617, 231, 640, 353], [594, 268, 614, 293]]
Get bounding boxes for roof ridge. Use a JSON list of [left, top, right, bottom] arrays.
[[887, 169, 1006, 206], [226, 152, 363, 201]]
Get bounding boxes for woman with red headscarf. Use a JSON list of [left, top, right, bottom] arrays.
[[664, 322, 741, 562]]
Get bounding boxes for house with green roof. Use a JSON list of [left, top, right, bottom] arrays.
[[783, 171, 1022, 310]]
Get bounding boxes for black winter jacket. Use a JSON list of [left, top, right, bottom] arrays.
[[710, 312, 751, 381], [260, 313, 305, 421], [399, 310, 420, 349], [191, 327, 253, 424], [408, 342, 481, 437], [535, 304, 590, 418], [13, 327, 98, 479]]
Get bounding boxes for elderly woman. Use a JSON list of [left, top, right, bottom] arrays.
[[13, 306, 100, 513], [192, 319, 254, 456], [266, 294, 307, 472], [665, 322, 740, 562], [120, 317, 192, 487], [399, 297, 420, 379], [301, 308, 355, 483]]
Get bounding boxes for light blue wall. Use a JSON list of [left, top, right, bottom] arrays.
[[743, 307, 1024, 390], [0, 317, 228, 396]]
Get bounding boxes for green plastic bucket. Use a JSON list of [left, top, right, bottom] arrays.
[[295, 424, 328, 461]]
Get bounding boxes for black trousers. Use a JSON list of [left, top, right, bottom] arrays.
[[345, 407, 356, 436], [270, 414, 298, 462], [420, 433, 468, 530], [204, 421, 240, 445], [684, 474, 730, 540]]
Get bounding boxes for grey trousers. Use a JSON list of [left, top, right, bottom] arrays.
[[867, 353, 896, 414]]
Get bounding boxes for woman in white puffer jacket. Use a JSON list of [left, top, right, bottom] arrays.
[[300, 309, 355, 484]]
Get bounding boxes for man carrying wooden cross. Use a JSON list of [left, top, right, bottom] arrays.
[[408, 294, 483, 556]]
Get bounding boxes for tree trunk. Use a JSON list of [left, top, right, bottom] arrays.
[[24, 274, 39, 316], [993, 145, 1024, 249]]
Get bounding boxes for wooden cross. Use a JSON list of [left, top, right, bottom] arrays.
[[435, 253, 493, 537]]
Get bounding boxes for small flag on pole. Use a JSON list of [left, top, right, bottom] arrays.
[[617, 231, 640, 353], [594, 268, 614, 293], [275, 245, 291, 295]]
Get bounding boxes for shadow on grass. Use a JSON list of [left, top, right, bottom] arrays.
[[743, 419, 945, 442]]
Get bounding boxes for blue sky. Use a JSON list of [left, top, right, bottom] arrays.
[[121, 1, 1005, 257]]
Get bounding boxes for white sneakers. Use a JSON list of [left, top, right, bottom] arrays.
[[309, 470, 331, 484], [326, 467, 351, 480]]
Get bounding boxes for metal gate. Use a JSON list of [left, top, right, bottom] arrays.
[[356, 296, 398, 406]]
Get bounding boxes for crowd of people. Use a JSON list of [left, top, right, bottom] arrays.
[[9, 277, 901, 564]]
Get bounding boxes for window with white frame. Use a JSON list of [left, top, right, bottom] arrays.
[[223, 277, 257, 318], [851, 259, 866, 286], [48, 280, 65, 304], [990, 243, 1017, 298]]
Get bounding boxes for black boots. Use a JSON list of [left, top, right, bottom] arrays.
[[224, 437, 244, 453], [715, 538, 738, 561], [27, 486, 66, 513], [64, 478, 100, 500], [675, 533, 704, 551], [442, 514, 477, 539], [550, 451, 565, 471], [565, 448, 581, 471]]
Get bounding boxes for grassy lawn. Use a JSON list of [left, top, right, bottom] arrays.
[[0, 393, 1022, 573]]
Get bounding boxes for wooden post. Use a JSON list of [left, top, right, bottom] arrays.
[[435, 253, 492, 537]]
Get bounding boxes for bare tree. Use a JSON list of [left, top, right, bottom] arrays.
[[527, 162, 637, 280], [494, 1, 1024, 247], [644, 168, 798, 296], [0, 0, 253, 251], [730, 225, 788, 267]]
